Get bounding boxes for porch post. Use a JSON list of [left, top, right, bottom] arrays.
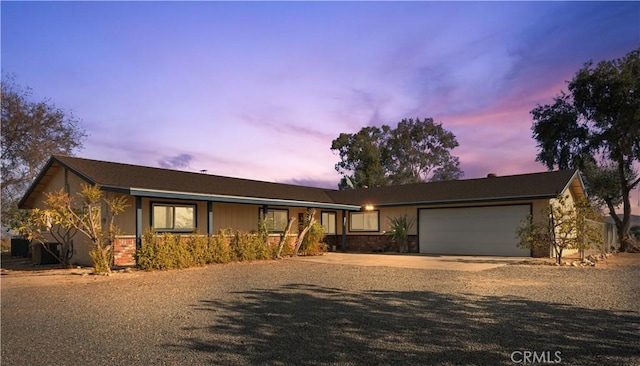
[[341, 209, 347, 251], [207, 201, 214, 235], [135, 196, 143, 250]]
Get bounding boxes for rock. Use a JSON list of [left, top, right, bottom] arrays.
[[571, 261, 579, 267]]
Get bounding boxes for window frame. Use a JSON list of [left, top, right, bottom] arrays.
[[258, 208, 289, 233], [349, 211, 380, 232], [151, 202, 197, 233], [321, 211, 337, 235]]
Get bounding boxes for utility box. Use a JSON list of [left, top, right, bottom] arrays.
[[10, 237, 30, 257], [32, 242, 60, 265]]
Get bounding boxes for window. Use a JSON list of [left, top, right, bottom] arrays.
[[259, 208, 288, 232], [350, 211, 379, 232], [152, 203, 196, 231], [321, 212, 337, 234]]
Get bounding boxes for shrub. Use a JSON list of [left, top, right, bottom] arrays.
[[189, 235, 211, 266], [298, 222, 327, 256], [210, 230, 231, 263], [137, 229, 274, 270], [89, 245, 111, 273], [271, 236, 295, 258], [386, 214, 415, 253]]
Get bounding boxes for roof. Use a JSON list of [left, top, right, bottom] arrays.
[[19, 156, 359, 210], [19, 155, 582, 210], [326, 169, 582, 207]]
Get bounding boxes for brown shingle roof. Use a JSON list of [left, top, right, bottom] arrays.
[[20, 155, 580, 209], [52, 155, 341, 204], [326, 170, 580, 206]]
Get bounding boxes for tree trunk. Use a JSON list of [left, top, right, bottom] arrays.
[[293, 210, 316, 256], [276, 217, 295, 259], [614, 158, 639, 252]]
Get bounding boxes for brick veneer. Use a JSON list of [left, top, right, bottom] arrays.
[[325, 235, 418, 253], [113, 237, 137, 266]]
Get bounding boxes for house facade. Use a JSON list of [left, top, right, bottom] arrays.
[[19, 156, 587, 266]]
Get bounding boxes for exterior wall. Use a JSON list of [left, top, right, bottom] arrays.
[[212, 203, 257, 233], [379, 207, 418, 235], [29, 164, 94, 266], [107, 193, 136, 236]]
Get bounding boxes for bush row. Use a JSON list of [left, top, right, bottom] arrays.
[[136, 224, 327, 271]]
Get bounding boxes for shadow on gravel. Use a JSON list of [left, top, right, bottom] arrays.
[[174, 284, 639, 365]]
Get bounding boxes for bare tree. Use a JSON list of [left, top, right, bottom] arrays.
[[1, 75, 86, 230]]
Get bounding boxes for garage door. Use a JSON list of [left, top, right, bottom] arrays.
[[419, 205, 531, 256]]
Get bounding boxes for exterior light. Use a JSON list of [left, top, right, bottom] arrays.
[[364, 204, 374, 211]]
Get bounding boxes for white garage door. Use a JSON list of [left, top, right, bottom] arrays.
[[419, 205, 531, 256]]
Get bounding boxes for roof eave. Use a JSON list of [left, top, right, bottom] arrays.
[[129, 188, 361, 211], [370, 194, 560, 208], [18, 156, 97, 209]]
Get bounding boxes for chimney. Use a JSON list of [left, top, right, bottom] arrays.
[[487, 173, 497, 178]]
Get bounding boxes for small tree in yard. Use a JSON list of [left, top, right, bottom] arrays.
[[18, 184, 127, 273], [293, 209, 317, 256], [386, 214, 415, 253], [517, 195, 603, 264]]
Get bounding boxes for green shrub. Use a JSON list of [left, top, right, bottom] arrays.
[[189, 235, 210, 266], [230, 231, 270, 261], [299, 222, 327, 256], [89, 245, 112, 273], [210, 231, 231, 263], [137, 229, 272, 270], [271, 236, 295, 258], [250, 233, 270, 260]]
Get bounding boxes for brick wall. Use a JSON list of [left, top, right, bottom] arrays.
[[113, 237, 137, 266], [325, 235, 418, 253]]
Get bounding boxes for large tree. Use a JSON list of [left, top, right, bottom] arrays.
[[331, 126, 390, 189], [386, 118, 462, 184], [1, 76, 86, 229], [531, 49, 640, 252], [331, 118, 463, 189]]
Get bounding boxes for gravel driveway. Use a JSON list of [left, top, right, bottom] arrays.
[[2, 255, 639, 365]]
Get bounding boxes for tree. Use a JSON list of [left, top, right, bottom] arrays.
[[386, 118, 463, 184], [1, 76, 86, 230], [517, 195, 604, 265], [18, 184, 127, 273], [531, 49, 640, 252], [293, 209, 316, 256], [331, 118, 463, 189], [331, 126, 389, 189]]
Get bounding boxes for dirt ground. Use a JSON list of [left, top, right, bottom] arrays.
[[1, 252, 638, 289]]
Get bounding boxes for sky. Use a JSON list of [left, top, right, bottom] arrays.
[[2, 1, 640, 212]]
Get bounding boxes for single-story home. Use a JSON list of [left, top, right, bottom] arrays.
[[19, 155, 587, 266]]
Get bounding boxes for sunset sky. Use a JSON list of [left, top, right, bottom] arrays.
[[2, 2, 639, 210]]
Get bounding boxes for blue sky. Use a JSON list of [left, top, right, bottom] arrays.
[[2, 2, 639, 202]]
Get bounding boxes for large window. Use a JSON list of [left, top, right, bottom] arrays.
[[350, 211, 379, 232], [152, 203, 196, 232], [321, 212, 337, 234], [259, 208, 289, 232]]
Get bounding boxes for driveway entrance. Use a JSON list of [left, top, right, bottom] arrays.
[[289, 252, 527, 271]]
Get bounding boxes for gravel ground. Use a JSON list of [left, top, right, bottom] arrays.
[[2, 255, 639, 366]]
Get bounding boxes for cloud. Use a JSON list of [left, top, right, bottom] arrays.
[[239, 112, 334, 141], [157, 153, 194, 170], [278, 177, 339, 190]]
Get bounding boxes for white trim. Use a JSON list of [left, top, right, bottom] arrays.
[[129, 188, 361, 211]]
